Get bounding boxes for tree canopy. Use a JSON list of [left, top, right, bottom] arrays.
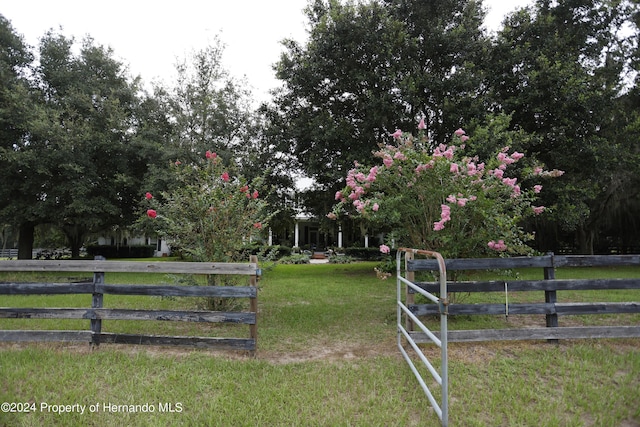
[[1, 0, 639, 257]]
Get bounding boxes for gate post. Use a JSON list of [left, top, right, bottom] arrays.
[[90, 256, 105, 347], [405, 251, 414, 331], [249, 255, 259, 353], [543, 252, 558, 343]]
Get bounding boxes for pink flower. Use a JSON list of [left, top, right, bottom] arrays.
[[240, 185, 249, 193], [532, 206, 545, 215], [418, 118, 426, 130], [460, 135, 469, 142], [174, 160, 182, 165], [433, 220, 445, 231], [533, 166, 543, 175], [534, 185, 542, 193], [457, 198, 468, 207], [253, 222, 262, 229], [393, 151, 406, 160], [454, 128, 465, 136], [450, 163, 459, 173], [146, 209, 157, 219], [379, 244, 391, 254], [326, 212, 337, 220], [335, 191, 343, 201], [252, 190, 259, 199], [511, 151, 524, 160], [446, 194, 457, 203], [492, 168, 504, 179], [466, 162, 477, 175], [383, 157, 393, 168], [221, 172, 230, 182], [440, 204, 451, 221], [206, 150, 217, 159], [502, 177, 517, 187], [391, 129, 403, 139], [443, 148, 454, 160], [372, 203, 379, 212], [366, 166, 378, 182], [488, 240, 507, 251], [145, 192, 153, 200]]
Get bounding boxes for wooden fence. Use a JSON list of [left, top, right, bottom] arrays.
[[405, 253, 640, 342], [0, 256, 260, 352], [0, 249, 18, 258]]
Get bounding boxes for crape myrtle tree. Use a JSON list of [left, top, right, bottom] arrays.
[[330, 121, 564, 258], [26, 32, 143, 258], [0, 15, 39, 259], [142, 40, 291, 244], [267, 0, 491, 245], [486, 0, 640, 254]]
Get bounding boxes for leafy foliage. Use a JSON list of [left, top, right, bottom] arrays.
[[331, 120, 563, 258], [143, 152, 271, 263]]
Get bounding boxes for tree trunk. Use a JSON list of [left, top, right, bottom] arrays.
[[576, 226, 594, 255], [18, 223, 34, 259], [62, 224, 85, 259]]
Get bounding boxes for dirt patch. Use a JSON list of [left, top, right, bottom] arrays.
[[2, 337, 639, 366]]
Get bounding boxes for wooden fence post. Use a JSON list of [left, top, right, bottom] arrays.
[[249, 255, 258, 352], [91, 256, 105, 347], [543, 252, 558, 343]]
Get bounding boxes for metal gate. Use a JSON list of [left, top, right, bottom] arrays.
[[396, 248, 449, 426]]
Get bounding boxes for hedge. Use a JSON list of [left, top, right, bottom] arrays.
[[86, 245, 156, 258]]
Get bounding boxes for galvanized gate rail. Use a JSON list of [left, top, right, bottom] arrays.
[[396, 248, 448, 426]]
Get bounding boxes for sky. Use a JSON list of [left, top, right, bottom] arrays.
[[2, 0, 532, 103]]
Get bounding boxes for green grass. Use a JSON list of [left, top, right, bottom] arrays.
[[0, 262, 639, 426]]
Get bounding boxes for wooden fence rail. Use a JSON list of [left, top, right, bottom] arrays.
[[405, 253, 640, 342], [0, 256, 260, 352]]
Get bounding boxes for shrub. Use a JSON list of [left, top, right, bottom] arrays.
[[278, 254, 311, 264], [328, 254, 354, 264], [343, 246, 392, 261], [331, 121, 563, 258], [86, 245, 155, 258]]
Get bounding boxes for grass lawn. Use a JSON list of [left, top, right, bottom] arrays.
[[0, 261, 639, 426]]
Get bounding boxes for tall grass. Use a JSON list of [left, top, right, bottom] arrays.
[[0, 262, 638, 426]]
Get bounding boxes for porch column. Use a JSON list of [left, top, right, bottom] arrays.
[[268, 227, 273, 246], [338, 225, 343, 248], [294, 221, 300, 248], [364, 234, 369, 248]]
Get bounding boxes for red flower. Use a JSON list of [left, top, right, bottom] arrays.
[[240, 185, 249, 193], [252, 190, 259, 199], [221, 172, 230, 182], [206, 150, 217, 159], [145, 192, 153, 200], [253, 222, 262, 229], [147, 209, 157, 219]]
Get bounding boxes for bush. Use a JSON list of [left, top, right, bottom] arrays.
[[278, 254, 310, 264], [241, 244, 292, 259], [328, 254, 354, 264], [343, 246, 393, 261], [331, 120, 563, 258], [86, 245, 155, 258]]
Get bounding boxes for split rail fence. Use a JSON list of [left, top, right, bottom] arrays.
[[0, 256, 260, 352], [405, 253, 640, 343]]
